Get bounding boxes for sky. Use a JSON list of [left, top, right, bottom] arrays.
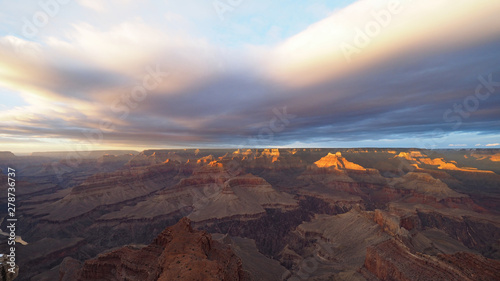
[[0, 0, 500, 153]]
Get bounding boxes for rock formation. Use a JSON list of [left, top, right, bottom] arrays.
[[394, 151, 494, 173], [364, 239, 500, 281], [0, 151, 16, 159], [61, 217, 251, 281], [314, 152, 365, 170], [391, 172, 466, 199]]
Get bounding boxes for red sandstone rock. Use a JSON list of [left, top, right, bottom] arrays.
[[314, 152, 366, 170], [364, 239, 500, 281], [65, 217, 251, 281]]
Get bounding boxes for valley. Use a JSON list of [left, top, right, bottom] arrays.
[[0, 148, 499, 280]]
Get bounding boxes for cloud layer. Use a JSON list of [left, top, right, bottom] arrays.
[[1, 0, 500, 151]]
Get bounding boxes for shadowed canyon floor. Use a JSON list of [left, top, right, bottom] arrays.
[[0, 148, 499, 280]]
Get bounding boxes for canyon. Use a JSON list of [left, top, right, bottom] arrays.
[[0, 148, 499, 280]]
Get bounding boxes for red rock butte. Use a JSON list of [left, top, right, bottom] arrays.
[[61, 217, 251, 281], [314, 152, 366, 170]]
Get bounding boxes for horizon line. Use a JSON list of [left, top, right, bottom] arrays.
[[4, 146, 500, 156]]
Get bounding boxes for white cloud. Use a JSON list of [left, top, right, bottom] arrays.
[[486, 143, 500, 147], [265, 0, 500, 87], [77, 0, 106, 12], [449, 144, 467, 147]]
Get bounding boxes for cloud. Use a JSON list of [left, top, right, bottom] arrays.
[[1, 0, 500, 151], [77, 0, 106, 12], [449, 144, 467, 147], [264, 0, 500, 87], [486, 143, 500, 147]]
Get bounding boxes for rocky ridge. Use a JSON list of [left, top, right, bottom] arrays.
[[61, 218, 251, 281]]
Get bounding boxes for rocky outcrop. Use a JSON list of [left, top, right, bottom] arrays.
[[391, 172, 467, 201], [260, 148, 280, 163], [229, 149, 305, 171], [199, 197, 344, 259], [300, 152, 387, 188], [470, 150, 500, 162], [58, 257, 82, 281], [196, 155, 215, 164], [298, 165, 355, 183], [64, 218, 251, 281], [214, 235, 288, 281], [126, 150, 184, 167], [314, 152, 365, 170], [96, 153, 135, 165], [16, 237, 86, 281], [25, 162, 181, 222], [416, 211, 500, 258], [394, 151, 494, 173], [296, 210, 390, 267], [0, 151, 16, 159], [437, 252, 500, 280], [186, 172, 298, 222], [419, 157, 493, 173], [373, 209, 409, 237], [98, 167, 296, 223], [364, 239, 500, 281]]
